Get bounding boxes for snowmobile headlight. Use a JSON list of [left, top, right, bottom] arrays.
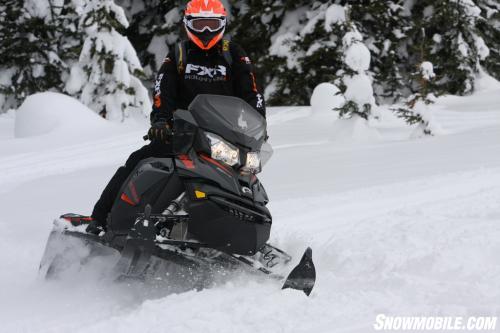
[[245, 152, 261, 172], [205, 132, 240, 166]]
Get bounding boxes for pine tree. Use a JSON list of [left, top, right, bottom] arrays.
[[347, 0, 409, 103], [476, 0, 500, 80], [409, 0, 489, 95], [68, 0, 151, 121], [226, 0, 292, 101], [334, 20, 376, 121], [262, 1, 409, 106], [116, 0, 184, 83], [393, 61, 442, 137], [0, 0, 66, 112], [266, 2, 347, 105], [57, 0, 86, 88]]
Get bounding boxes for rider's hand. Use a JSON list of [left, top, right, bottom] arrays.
[[86, 219, 106, 235], [147, 121, 172, 143]]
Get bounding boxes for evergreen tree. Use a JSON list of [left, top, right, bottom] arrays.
[[226, 0, 293, 100], [476, 0, 500, 80], [393, 61, 442, 137], [334, 21, 376, 121], [347, 0, 409, 103], [263, 1, 409, 106], [57, 0, 86, 88], [409, 0, 489, 95], [116, 0, 184, 83], [68, 0, 151, 121], [0, 0, 66, 112], [266, 2, 347, 105]]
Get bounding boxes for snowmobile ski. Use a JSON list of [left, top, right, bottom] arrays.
[[282, 247, 316, 296]]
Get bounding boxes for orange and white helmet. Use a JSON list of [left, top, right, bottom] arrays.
[[183, 0, 227, 50]]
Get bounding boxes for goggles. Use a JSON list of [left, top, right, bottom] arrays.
[[184, 17, 226, 33]]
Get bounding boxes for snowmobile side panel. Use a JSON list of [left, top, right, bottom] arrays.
[[109, 158, 184, 235]]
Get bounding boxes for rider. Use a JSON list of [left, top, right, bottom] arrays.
[[87, 0, 266, 234]]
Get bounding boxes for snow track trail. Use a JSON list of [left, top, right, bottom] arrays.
[[1, 87, 500, 332], [0, 131, 144, 193]]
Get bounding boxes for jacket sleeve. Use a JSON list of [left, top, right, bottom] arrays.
[[230, 43, 266, 118], [150, 51, 179, 125]]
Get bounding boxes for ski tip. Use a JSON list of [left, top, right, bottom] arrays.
[[282, 247, 316, 296], [304, 247, 312, 259]]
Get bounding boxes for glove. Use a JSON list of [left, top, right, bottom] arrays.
[[147, 121, 172, 143], [86, 219, 106, 235]]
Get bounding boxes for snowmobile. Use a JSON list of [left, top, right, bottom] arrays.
[[39, 94, 316, 296]]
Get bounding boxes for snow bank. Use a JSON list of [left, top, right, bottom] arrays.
[[329, 117, 380, 143], [310, 83, 345, 115], [15, 92, 108, 138]]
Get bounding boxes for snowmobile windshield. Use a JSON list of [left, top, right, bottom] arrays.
[[188, 95, 267, 150]]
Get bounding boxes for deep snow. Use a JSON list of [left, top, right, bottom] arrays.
[[0, 74, 499, 332]]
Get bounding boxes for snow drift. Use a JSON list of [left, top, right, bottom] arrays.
[[15, 92, 108, 138]]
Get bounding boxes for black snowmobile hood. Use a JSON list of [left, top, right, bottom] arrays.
[[182, 94, 267, 150]]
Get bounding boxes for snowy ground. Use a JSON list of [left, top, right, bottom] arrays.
[[0, 76, 499, 332]]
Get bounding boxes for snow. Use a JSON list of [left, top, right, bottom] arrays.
[[300, 6, 326, 37], [339, 27, 376, 120], [343, 34, 371, 72], [14, 92, 108, 138], [343, 74, 375, 106], [457, 33, 469, 57], [452, 0, 481, 18], [147, 34, 169, 71], [329, 116, 381, 142], [65, 64, 86, 94], [474, 35, 490, 60], [23, 0, 54, 20], [310, 83, 344, 115], [1, 75, 500, 331], [164, 8, 181, 28], [420, 61, 435, 81], [410, 97, 444, 138], [269, 33, 301, 70], [77, 3, 151, 122], [324, 4, 346, 32]]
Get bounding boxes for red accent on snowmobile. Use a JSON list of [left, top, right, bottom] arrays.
[[199, 153, 231, 174], [128, 182, 140, 203], [178, 154, 195, 169], [60, 215, 93, 226], [120, 193, 136, 206]]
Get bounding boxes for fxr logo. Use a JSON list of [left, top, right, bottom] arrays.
[[185, 64, 226, 78]]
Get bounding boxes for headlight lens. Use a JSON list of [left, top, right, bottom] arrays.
[[245, 152, 261, 172], [206, 132, 240, 166]]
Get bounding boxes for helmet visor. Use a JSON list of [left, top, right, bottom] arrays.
[[185, 17, 226, 32]]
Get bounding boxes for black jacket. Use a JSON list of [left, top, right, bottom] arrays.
[[150, 40, 266, 124]]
